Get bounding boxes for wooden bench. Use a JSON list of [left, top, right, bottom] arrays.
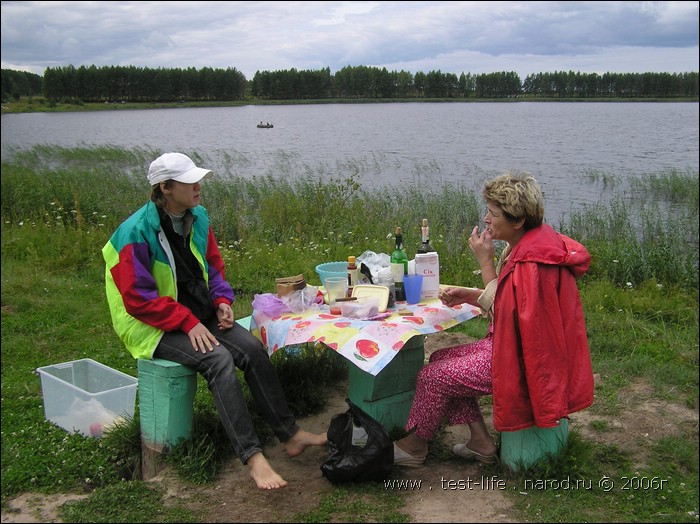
[[138, 315, 251, 479]]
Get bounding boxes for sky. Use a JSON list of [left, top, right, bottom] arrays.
[[1, 1, 698, 80]]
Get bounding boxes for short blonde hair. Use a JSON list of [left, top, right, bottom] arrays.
[[483, 171, 544, 230]]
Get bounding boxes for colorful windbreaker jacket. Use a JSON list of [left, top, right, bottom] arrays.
[[102, 201, 234, 359], [491, 223, 594, 431]]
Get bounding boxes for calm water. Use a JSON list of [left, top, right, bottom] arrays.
[[2, 102, 698, 222]]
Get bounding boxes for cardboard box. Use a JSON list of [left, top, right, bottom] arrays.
[[275, 274, 306, 296], [37, 358, 137, 437], [414, 252, 440, 299]]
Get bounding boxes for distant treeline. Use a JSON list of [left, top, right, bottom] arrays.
[[2, 65, 698, 103]]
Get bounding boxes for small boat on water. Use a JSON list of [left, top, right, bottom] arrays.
[[257, 122, 274, 128]]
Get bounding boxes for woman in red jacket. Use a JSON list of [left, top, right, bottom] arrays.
[[394, 171, 594, 467]]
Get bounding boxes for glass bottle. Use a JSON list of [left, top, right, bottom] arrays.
[[417, 218, 436, 254], [346, 255, 359, 297], [390, 227, 408, 302]]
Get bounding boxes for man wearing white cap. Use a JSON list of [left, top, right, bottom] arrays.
[[103, 152, 327, 490]]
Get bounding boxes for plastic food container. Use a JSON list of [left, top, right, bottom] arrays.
[[340, 297, 380, 318], [351, 284, 389, 313]]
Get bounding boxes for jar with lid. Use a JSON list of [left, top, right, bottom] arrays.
[[376, 268, 396, 308]]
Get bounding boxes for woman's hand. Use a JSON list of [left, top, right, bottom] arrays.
[[439, 286, 482, 308], [468, 225, 495, 265]]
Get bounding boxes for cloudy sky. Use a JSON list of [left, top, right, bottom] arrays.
[[1, 1, 698, 80]]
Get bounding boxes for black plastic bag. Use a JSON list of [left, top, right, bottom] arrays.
[[320, 398, 394, 483]]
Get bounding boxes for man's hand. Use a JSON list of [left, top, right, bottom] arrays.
[[217, 302, 234, 330], [188, 323, 219, 352]]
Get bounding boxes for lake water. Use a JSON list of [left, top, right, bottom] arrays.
[[2, 102, 698, 222]]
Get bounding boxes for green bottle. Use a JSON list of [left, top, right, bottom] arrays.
[[390, 227, 408, 302]]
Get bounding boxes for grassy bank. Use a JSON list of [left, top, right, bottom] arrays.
[[1, 146, 698, 522], [3, 95, 699, 114]]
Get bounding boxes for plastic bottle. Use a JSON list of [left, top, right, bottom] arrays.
[[390, 227, 408, 302]]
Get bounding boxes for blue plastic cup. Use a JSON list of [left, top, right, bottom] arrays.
[[403, 274, 424, 304]]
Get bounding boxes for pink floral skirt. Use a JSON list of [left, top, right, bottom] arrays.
[[405, 333, 493, 440]]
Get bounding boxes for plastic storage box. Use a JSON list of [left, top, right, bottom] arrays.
[[36, 358, 138, 437]]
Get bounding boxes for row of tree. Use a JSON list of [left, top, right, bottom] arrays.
[[2, 65, 698, 103], [2, 69, 43, 101]]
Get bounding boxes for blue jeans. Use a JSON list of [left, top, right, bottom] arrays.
[[154, 320, 299, 464]]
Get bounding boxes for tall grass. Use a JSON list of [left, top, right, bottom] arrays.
[[4, 145, 697, 292], [2, 146, 698, 521]]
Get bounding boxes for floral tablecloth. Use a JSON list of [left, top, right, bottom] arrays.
[[250, 299, 480, 376]]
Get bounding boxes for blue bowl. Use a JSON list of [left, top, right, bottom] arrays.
[[315, 261, 347, 286]]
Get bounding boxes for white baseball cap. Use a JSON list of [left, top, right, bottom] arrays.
[[147, 153, 213, 185]]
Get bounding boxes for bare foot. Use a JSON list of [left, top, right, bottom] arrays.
[[284, 429, 328, 457], [248, 452, 288, 490]]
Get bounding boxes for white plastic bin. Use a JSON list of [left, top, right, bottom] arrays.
[[37, 358, 137, 437]]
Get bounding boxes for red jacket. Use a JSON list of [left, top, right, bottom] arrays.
[[492, 224, 594, 432]]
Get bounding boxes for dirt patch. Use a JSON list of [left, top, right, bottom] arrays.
[[566, 379, 699, 471], [149, 381, 519, 523], [1, 493, 87, 523], [3, 333, 698, 523]]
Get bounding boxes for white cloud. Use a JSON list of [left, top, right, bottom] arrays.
[[1, 1, 697, 78]]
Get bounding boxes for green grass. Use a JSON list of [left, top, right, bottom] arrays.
[[58, 482, 197, 523], [505, 432, 699, 523], [2, 146, 698, 522], [293, 482, 410, 523]]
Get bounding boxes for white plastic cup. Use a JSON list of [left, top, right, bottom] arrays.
[[325, 276, 348, 303]]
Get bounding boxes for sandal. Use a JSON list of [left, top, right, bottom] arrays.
[[393, 443, 426, 468], [452, 443, 497, 465]]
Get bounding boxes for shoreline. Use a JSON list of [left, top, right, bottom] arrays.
[[3, 96, 698, 115]]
